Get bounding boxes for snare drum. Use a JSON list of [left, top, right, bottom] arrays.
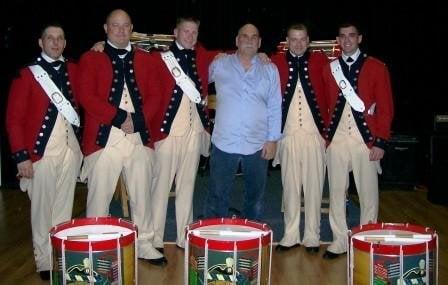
[[186, 218, 272, 285], [348, 223, 438, 285], [50, 217, 137, 285]]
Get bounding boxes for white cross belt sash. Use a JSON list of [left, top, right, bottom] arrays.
[[330, 60, 365, 112], [29, 65, 80, 127], [161, 51, 204, 105]]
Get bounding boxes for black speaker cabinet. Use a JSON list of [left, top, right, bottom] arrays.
[[428, 135, 448, 205], [379, 135, 419, 189]]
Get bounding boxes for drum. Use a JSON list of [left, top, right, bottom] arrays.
[[50, 217, 137, 285], [185, 218, 272, 285], [348, 223, 438, 285]]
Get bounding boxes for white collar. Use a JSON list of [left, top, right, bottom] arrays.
[[175, 41, 195, 51], [342, 49, 361, 64], [107, 40, 132, 52], [288, 50, 305, 58], [41, 52, 64, 64]]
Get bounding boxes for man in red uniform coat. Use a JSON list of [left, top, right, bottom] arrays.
[[6, 23, 82, 280], [271, 23, 328, 253], [148, 17, 218, 251], [77, 9, 166, 265], [322, 22, 394, 259]]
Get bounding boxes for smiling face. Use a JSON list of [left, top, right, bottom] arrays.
[[287, 28, 309, 56], [174, 20, 199, 50], [38, 26, 66, 60], [104, 9, 133, 49], [337, 25, 362, 56], [236, 24, 261, 57]]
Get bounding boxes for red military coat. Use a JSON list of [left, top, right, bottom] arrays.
[[148, 43, 218, 143], [78, 48, 161, 156], [322, 55, 394, 148], [6, 57, 79, 163], [271, 50, 329, 136]]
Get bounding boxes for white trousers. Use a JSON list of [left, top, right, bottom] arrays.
[[23, 147, 82, 272], [277, 131, 325, 247], [326, 137, 379, 254], [150, 130, 206, 248], [84, 134, 162, 259]]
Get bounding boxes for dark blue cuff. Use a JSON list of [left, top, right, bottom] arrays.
[[373, 137, 387, 150], [11, 149, 30, 164]]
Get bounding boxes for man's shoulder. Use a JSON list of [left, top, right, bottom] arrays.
[[270, 52, 285, 63], [364, 55, 387, 68], [79, 50, 108, 62]]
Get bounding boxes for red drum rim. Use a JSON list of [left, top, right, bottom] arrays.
[[50, 217, 137, 251], [187, 218, 272, 250], [350, 223, 437, 255]]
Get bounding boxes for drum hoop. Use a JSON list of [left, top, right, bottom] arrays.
[[349, 223, 437, 255], [187, 218, 272, 250], [50, 217, 137, 251]]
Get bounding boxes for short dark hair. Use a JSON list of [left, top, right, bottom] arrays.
[[287, 23, 308, 36], [176, 17, 200, 28], [338, 22, 362, 35], [40, 23, 65, 39]]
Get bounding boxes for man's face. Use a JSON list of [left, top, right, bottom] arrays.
[[174, 21, 199, 50], [236, 24, 261, 56], [39, 27, 66, 60], [287, 29, 309, 56], [337, 26, 362, 56], [104, 10, 133, 49]]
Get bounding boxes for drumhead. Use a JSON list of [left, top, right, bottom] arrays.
[[187, 218, 272, 250], [50, 217, 136, 251], [350, 223, 437, 255], [54, 225, 134, 241], [190, 224, 268, 241]]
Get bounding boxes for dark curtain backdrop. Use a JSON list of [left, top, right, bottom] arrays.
[[0, 0, 446, 185]]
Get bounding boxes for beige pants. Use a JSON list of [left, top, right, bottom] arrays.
[[22, 147, 82, 272], [326, 137, 379, 254], [277, 131, 325, 247], [84, 130, 162, 259], [150, 129, 207, 248]]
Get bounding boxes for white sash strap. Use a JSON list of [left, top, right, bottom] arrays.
[[161, 51, 203, 104], [29, 65, 80, 127], [330, 60, 365, 112]]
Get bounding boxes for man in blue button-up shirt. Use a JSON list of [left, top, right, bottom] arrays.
[[204, 23, 282, 220]]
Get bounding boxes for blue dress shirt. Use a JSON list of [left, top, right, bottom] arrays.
[[209, 53, 282, 155]]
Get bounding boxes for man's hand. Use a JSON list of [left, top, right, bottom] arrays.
[[369, 146, 385, 161], [121, 113, 134, 134], [17, 160, 34, 179], [91, 41, 105, 52], [257, 52, 271, 64], [261, 141, 277, 160]]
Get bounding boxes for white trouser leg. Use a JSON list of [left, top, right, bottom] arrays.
[[326, 140, 350, 254], [351, 145, 379, 225], [278, 135, 302, 247], [174, 131, 201, 248], [85, 146, 123, 217], [150, 130, 201, 248], [301, 135, 325, 247], [28, 147, 81, 272], [150, 136, 179, 248]]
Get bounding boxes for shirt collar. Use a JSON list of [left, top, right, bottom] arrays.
[[175, 41, 195, 51], [342, 48, 361, 64], [107, 40, 131, 52], [41, 52, 64, 64]]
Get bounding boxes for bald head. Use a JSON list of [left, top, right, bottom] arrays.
[[238, 24, 259, 37], [104, 9, 133, 48], [236, 23, 261, 57]]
